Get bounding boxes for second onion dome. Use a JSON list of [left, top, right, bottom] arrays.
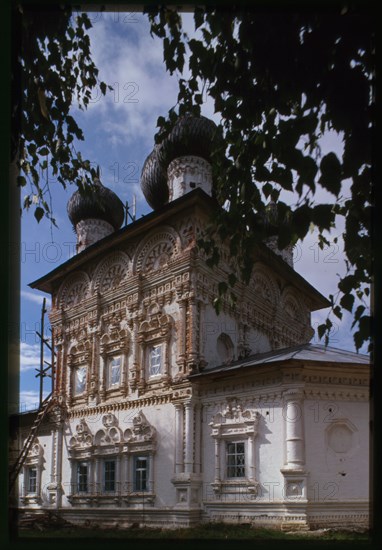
[[140, 114, 220, 210], [157, 113, 219, 166], [139, 146, 169, 211]]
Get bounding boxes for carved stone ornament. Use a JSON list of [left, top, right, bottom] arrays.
[[102, 413, 118, 428], [94, 413, 122, 446], [210, 399, 261, 437], [252, 269, 278, 304], [69, 419, 93, 448], [280, 288, 305, 323], [123, 411, 156, 444], [58, 271, 90, 309], [92, 251, 131, 295], [100, 328, 129, 354], [134, 227, 181, 274], [28, 438, 44, 459], [48, 403, 67, 425], [139, 305, 173, 340]]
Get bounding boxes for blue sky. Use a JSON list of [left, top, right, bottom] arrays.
[[18, 10, 369, 411]]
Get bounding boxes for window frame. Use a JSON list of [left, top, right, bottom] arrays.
[[133, 455, 149, 492], [148, 344, 163, 378], [27, 466, 38, 494], [73, 365, 87, 396], [226, 441, 246, 479], [103, 459, 116, 493], [76, 461, 89, 493], [107, 356, 121, 389]]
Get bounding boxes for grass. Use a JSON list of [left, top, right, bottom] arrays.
[[17, 522, 370, 541]]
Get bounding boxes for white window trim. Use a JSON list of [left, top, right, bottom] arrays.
[[21, 438, 44, 505], [209, 402, 261, 495], [67, 412, 157, 506]]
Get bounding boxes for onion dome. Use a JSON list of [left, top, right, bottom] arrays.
[[140, 146, 169, 210], [157, 113, 220, 166], [67, 178, 124, 231]]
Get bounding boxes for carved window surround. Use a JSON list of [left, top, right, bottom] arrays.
[[137, 304, 173, 393], [209, 399, 261, 497], [67, 412, 156, 507], [67, 341, 91, 407], [99, 329, 130, 401], [21, 439, 44, 506]]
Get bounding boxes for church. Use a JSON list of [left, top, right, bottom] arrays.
[[11, 114, 370, 531]]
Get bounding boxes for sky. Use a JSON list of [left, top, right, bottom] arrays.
[[18, 9, 369, 412]]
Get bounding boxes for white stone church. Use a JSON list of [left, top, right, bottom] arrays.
[[12, 114, 370, 531]]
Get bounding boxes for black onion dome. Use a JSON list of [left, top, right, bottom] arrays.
[[140, 147, 169, 210], [67, 179, 124, 231], [157, 114, 220, 166]]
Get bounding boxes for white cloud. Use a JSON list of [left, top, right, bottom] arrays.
[[74, 15, 181, 149], [18, 390, 49, 413], [21, 290, 51, 307], [20, 341, 41, 372]]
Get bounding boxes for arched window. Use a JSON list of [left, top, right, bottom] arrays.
[[217, 333, 234, 365]]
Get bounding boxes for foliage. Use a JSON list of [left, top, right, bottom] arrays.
[[19, 521, 369, 540], [12, 3, 109, 225], [146, 5, 374, 352]]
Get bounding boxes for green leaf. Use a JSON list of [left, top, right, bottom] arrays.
[[317, 323, 326, 340], [34, 207, 44, 223], [17, 176, 27, 187], [333, 305, 342, 320], [100, 81, 107, 95], [319, 153, 342, 196], [194, 7, 204, 30], [311, 204, 334, 230], [82, 14, 92, 30], [38, 147, 49, 156], [23, 195, 32, 209], [340, 293, 354, 312]]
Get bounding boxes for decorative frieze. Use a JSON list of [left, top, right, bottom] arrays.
[[57, 271, 91, 310], [134, 226, 181, 274], [92, 251, 131, 295]]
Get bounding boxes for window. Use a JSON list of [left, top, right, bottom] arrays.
[[217, 333, 234, 365], [77, 462, 88, 493], [103, 460, 116, 492], [149, 345, 162, 377], [108, 357, 121, 388], [74, 366, 87, 395], [27, 467, 37, 493], [134, 456, 149, 492], [226, 442, 245, 478]]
